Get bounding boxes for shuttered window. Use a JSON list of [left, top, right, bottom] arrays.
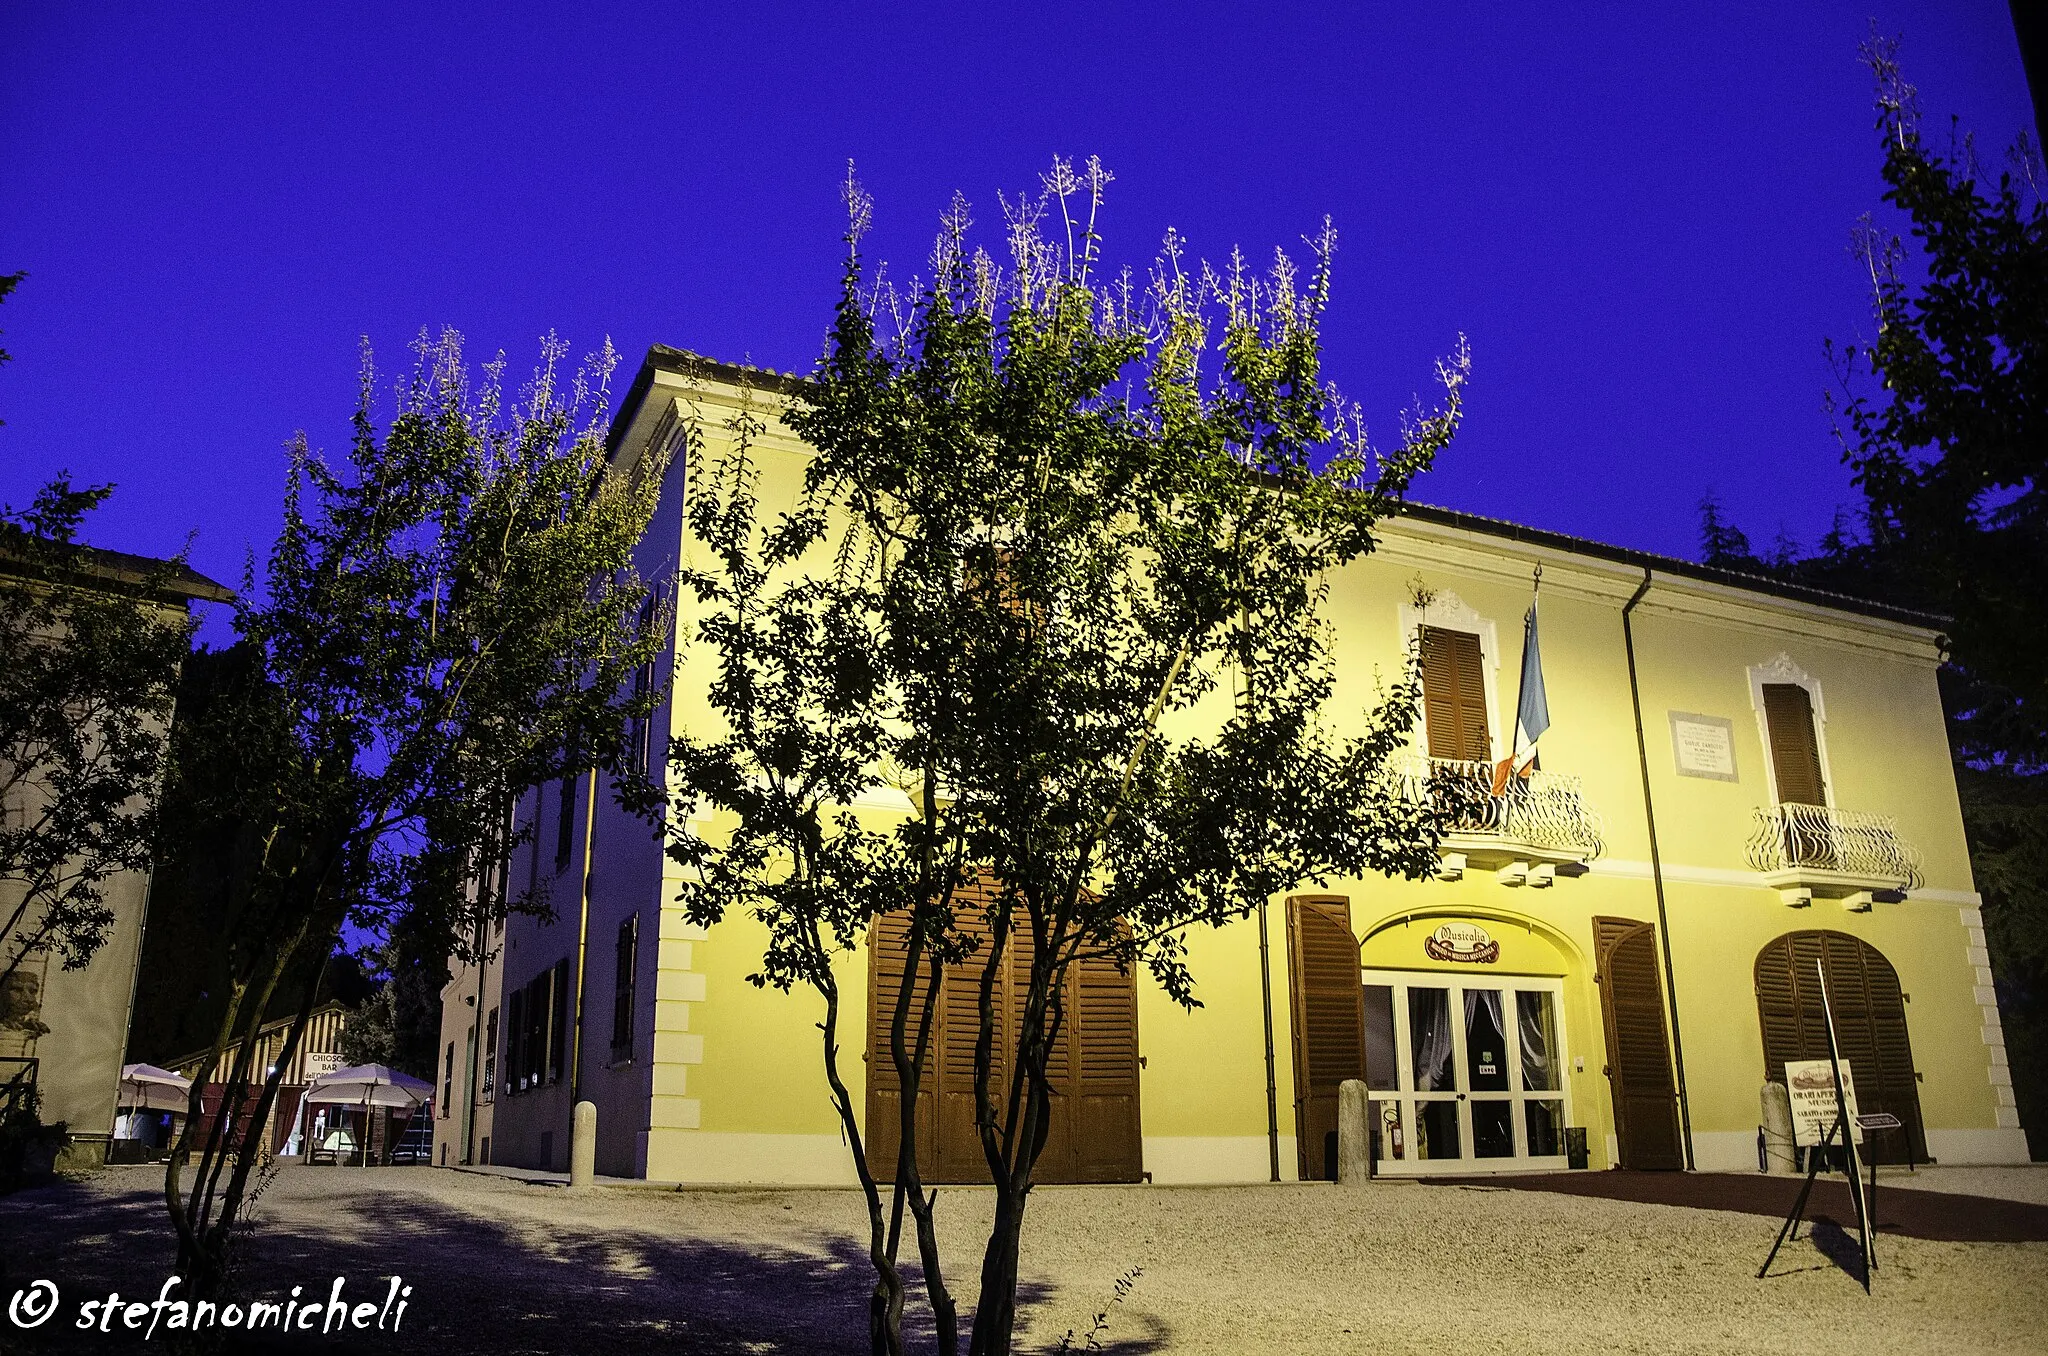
[[1754, 931, 1926, 1164], [1761, 683, 1827, 806], [1594, 917, 1683, 1170], [1421, 627, 1492, 762], [612, 914, 638, 1063], [1287, 896, 1365, 1181], [547, 959, 570, 1084], [865, 880, 1142, 1184]]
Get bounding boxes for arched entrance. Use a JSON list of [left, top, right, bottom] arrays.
[[1754, 931, 1927, 1164], [1341, 907, 1580, 1176]]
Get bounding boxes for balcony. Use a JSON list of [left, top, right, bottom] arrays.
[[1745, 803, 1923, 906], [1395, 757, 1605, 880]]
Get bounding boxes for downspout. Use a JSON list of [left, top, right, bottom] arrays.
[[1258, 896, 1280, 1182], [568, 768, 599, 1109], [461, 913, 486, 1165], [1621, 569, 1695, 1170]]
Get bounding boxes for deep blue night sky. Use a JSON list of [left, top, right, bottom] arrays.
[[0, 4, 2034, 639]]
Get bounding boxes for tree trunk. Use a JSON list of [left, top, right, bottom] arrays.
[[893, 942, 957, 1356], [807, 922, 906, 1356]]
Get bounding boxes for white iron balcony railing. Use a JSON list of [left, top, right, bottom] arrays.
[[1745, 803, 1923, 891], [1395, 757, 1605, 861]]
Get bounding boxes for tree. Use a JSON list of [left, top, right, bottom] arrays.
[[335, 913, 447, 1079], [660, 162, 1464, 1355], [0, 269, 24, 421], [1828, 36, 2046, 759], [1, 479, 195, 1030], [1718, 38, 2048, 1155], [163, 331, 669, 1294]]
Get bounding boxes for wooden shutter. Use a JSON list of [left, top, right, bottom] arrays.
[[866, 879, 1142, 1185], [548, 961, 570, 1085], [864, 906, 939, 1181], [1761, 683, 1827, 806], [1421, 628, 1492, 762], [1754, 931, 1926, 1164], [1594, 917, 1683, 1170], [1071, 945, 1143, 1182], [1286, 896, 1365, 1181]]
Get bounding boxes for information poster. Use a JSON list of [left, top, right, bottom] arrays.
[[1785, 1059, 1863, 1146]]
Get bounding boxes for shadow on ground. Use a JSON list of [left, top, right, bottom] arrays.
[[0, 1177, 1165, 1355], [1425, 1171, 2048, 1243]]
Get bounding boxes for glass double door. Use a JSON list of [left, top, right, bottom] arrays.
[[1361, 970, 1569, 1174]]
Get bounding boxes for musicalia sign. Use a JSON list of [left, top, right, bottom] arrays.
[[1423, 922, 1499, 964]]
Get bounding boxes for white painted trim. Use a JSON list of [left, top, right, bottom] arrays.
[[1921, 1128, 2032, 1166], [1591, 857, 1980, 903], [1142, 1135, 1296, 1183], [1369, 517, 1945, 663], [849, 784, 916, 812], [1397, 589, 1504, 762], [1747, 653, 1835, 808], [642, 1130, 862, 1185], [1591, 858, 1766, 890], [1959, 903, 2018, 1135], [1691, 1130, 1765, 1174]]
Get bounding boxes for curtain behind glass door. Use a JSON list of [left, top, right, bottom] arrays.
[[1517, 990, 1558, 1091]]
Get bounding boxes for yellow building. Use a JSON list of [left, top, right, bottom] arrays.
[[1, 543, 230, 1170], [466, 349, 2024, 1182]]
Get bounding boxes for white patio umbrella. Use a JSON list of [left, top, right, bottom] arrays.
[[303, 1064, 433, 1165], [302, 1064, 433, 1109], [117, 1063, 193, 1112]]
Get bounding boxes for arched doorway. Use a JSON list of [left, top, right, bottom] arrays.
[[1754, 931, 1927, 1164]]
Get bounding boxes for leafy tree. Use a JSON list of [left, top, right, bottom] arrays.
[[660, 162, 1464, 1355], [335, 913, 448, 1078], [1709, 39, 2048, 1155], [1, 479, 195, 1032], [163, 331, 669, 1294], [0, 269, 23, 420], [1697, 491, 1759, 570], [1827, 36, 2046, 760]]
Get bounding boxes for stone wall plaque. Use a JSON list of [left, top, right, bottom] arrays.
[[1669, 711, 1738, 781]]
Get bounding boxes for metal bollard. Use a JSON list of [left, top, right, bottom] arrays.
[[1337, 1079, 1372, 1185], [570, 1100, 597, 1189]]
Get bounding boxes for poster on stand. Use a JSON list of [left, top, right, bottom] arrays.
[[1785, 1059, 1863, 1146]]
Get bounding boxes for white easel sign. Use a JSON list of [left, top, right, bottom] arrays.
[[1785, 1059, 1864, 1146]]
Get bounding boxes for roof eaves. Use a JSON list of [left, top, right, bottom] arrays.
[[606, 345, 811, 457], [0, 541, 234, 606], [1394, 501, 1946, 630]]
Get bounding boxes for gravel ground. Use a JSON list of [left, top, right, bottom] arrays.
[[1875, 1164, 2048, 1206], [2, 1165, 2043, 1355]]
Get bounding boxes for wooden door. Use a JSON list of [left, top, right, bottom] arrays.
[[865, 884, 1142, 1184], [1287, 896, 1365, 1181], [1755, 931, 1927, 1164], [1594, 917, 1684, 1170]]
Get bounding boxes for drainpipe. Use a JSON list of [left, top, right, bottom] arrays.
[[568, 768, 599, 1110], [1258, 896, 1280, 1181], [1621, 569, 1695, 1170]]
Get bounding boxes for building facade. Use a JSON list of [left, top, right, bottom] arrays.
[[433, 915, 505, 1168], [457, 349, 2025, 1184], [1, 545, 230, 1169]]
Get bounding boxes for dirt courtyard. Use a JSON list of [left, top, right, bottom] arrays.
[[2, 1165, 2044, 1354]]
